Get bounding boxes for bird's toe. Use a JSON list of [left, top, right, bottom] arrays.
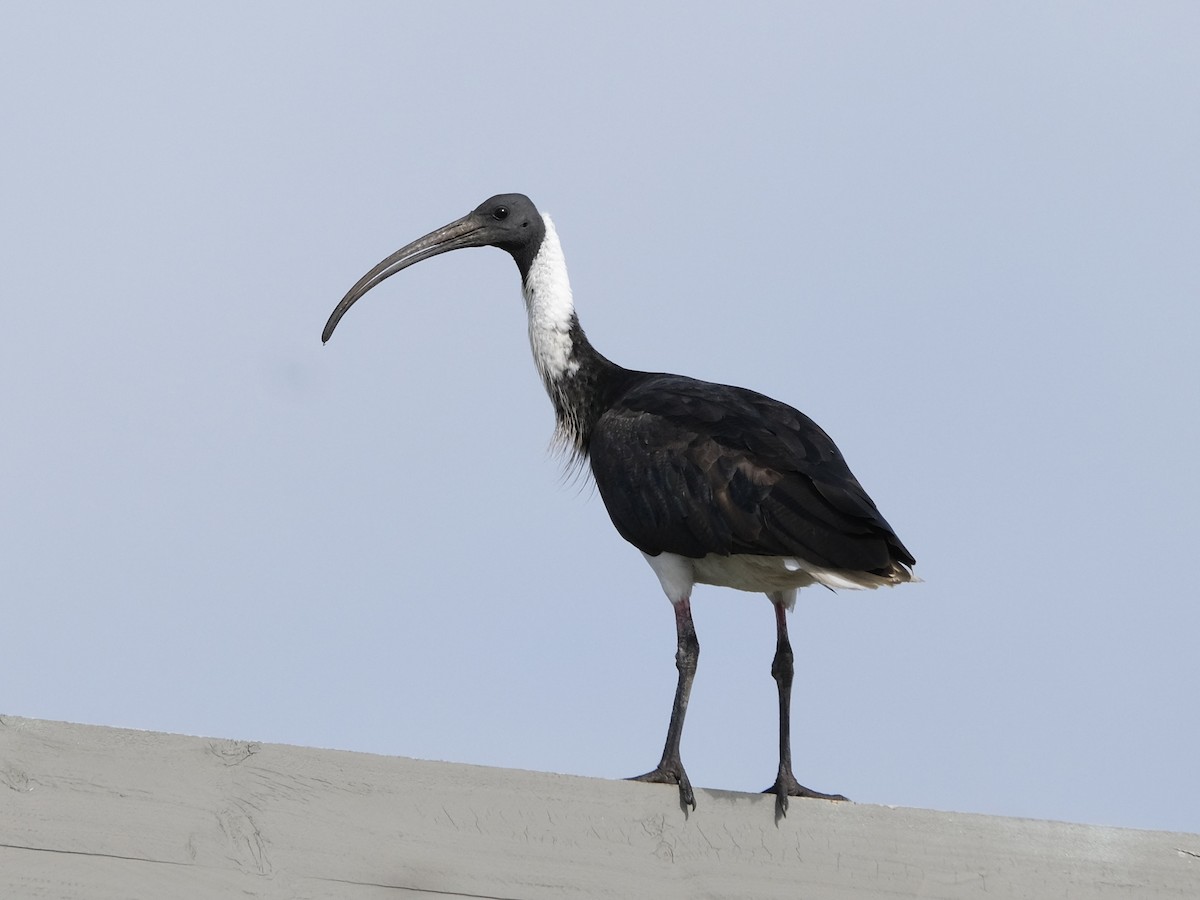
[[629, 764, 696, 811], [764, 772, 848, 816]]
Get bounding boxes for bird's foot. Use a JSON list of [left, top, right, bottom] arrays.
[[763, 770, 848, 817], [629, 763, 696, 811]]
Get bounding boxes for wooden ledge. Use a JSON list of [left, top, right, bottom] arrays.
[[2, 716, 1197, 898]]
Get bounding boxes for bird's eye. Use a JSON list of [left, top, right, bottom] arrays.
[[493, 206, 509, 221]]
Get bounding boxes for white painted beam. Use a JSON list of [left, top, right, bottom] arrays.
[[1, 716, 1196, 899]]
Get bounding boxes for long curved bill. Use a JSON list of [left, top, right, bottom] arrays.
[[322, 213, 487, 343]]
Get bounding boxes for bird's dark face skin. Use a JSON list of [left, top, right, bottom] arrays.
[[321, 192, 545, 343]]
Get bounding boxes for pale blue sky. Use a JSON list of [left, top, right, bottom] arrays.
[[2, 3, 1198, 834]]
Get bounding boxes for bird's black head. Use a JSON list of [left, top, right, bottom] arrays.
[[322, 192, 546, 343], [471, 193, 544, 273]]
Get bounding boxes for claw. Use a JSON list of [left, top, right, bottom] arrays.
[[764, 771, 848, 816], [630, 765, 696, 811]]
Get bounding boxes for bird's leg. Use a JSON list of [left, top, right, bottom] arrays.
[[764, 597, 848, 816], [630, 597, 699, 811]]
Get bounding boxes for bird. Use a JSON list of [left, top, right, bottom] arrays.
[[322, 193, 916, 815]]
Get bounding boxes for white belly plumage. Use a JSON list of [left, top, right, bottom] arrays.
[[643, 550, 907, 609]]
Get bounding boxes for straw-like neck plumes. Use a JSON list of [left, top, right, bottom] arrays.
[[520, 214, 631, 459]]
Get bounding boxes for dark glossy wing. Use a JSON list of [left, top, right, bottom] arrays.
[[588, 374, 914, 574]]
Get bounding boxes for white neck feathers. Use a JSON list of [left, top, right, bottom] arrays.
[[522, 214, 580, 389]]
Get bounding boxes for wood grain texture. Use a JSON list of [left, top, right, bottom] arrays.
[[2, 716, 1197, 899]]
